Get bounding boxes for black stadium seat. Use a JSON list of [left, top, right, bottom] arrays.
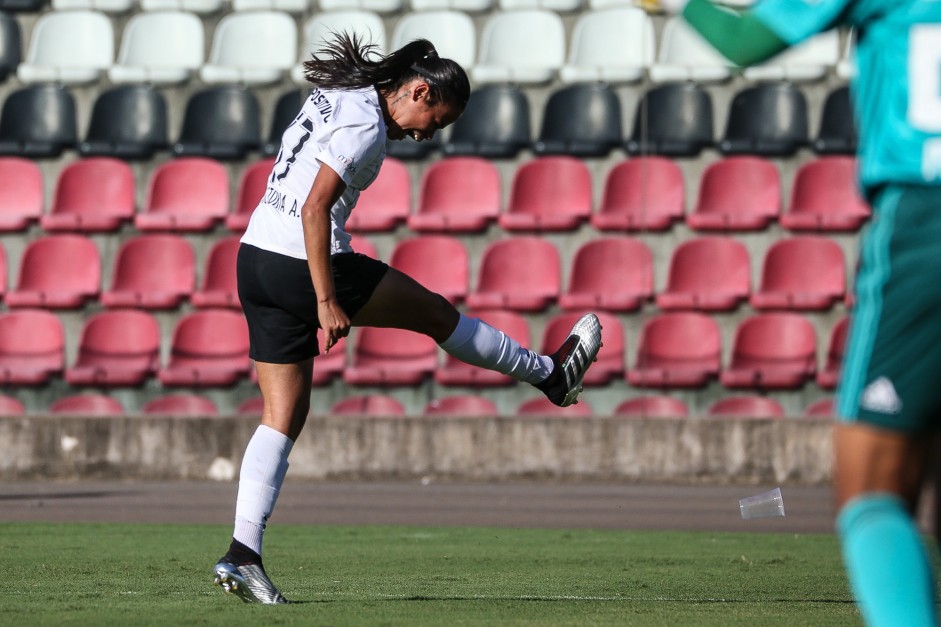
[[79, 86, 169, 160], [0, 85, 77, 158], [173, 86, 261, 160], [626, 82, 713, 157], [814, 86, 857, 155], [263, 89, 305, 157], [0, 11, 21, 82], [533, 83, 623, 158], [443, 84, 531, 159], [720, 82, 809, 156]]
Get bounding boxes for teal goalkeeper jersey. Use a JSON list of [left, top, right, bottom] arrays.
[[751, 0, 941, 194]]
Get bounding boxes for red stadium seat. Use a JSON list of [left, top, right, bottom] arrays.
[[41, 158, 135, 232], [751, 237, 846, 311], [423, 395, 499, 417], [237, 396, 265, 416], [389, 236, 468, 305], [330, 394, 406, 417], [0, 157, 43, 232], [408, 157, 501, 233], [7, 235, 100, 309], [781, 156, 870, 232], [628, 312, 721, 388], [227, 158, 275, 232], [0, 309, 64, 384], [614, 395, 689, 418], [345, 157, 410, 232], [707, 395, 785, 418], [343, 327, 438, 386], [687, 157, 780, 231], [49, 393, 125, 416], [499, 157, 592, 232], [721, 313, 817, 389], [0, 394, 23, 415], [66, 310, 160, 387], [591, 157, 685, 232], [192, 236, 240, 309], [656, 237, 750, 311], [466, 237, 560, 312], [435, 309, 530, 387], [136, 158, 229, 232], [349, 234, 378, 259], [158, 309, 251, 386], [142, 394, 219, 416], [559, 237, 653, 312], [804, 397, 836, 418], [817, 317, 849, 389], [101, 234, 195, 309], [517, 396, 593, 417], [542, 311, 624, 386]]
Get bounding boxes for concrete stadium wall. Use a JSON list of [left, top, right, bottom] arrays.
[[0, 415, 833, 485]]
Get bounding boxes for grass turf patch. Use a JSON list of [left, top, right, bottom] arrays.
[[1, 522, 856, 626]]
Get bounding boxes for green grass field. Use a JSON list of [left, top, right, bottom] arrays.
[[1, 522, 857, 626]]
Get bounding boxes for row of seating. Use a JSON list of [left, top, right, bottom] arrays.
[[0, 307, 847, 390], [0, 154, 868, 234], [0, 82, 855, 161], [0, 9, 850, 86], [0, 232, 854, 313]]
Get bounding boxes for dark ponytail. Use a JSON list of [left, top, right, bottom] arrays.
[[303, 32, 470, 110]]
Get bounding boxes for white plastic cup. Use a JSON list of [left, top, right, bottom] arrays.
[[739, 487, 785, 519]]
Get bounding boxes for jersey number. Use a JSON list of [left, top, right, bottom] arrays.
[[271, 118, 314, 184], [909, 25, 941, 133]]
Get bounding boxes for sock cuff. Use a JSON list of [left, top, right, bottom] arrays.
[[255, 424, 295, 457], [836, 493, 908, 535], [438, 313, 476, 350]]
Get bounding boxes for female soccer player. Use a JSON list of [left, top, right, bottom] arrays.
[[212, 34, 602, 604]]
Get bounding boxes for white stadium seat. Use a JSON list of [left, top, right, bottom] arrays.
[[231, 0, 309, 12], [649, 16, 733, 83], [410, 0, 491, 10], [743, 30, 840, 82], [51, 0, 132, 13], [140, 0, 222, 15], [472, 10, 565, 85], [319, 0, 404, 14], [292, 11, 386, 85], [200, 11, 298, 86], [559, 7, 654, 84], [497, 0, 582, 12], [109, 11, 204, 86], [18, 10, 114, 85], [391, 10, 476, 69]]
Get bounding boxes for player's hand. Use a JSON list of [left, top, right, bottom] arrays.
[[317, 298, 350, 353], [633, 0, 690, 13]]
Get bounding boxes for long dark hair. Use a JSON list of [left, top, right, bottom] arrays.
[[303, 32, 470, 110]]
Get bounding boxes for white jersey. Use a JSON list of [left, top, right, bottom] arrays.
[[240, 87, 387, 260]]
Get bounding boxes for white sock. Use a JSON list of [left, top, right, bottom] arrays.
[[233, 424, 294, 557], [439, 314, 553, 384]]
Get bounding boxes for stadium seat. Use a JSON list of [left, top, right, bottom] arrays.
[[628, 312, 721, 388], [804, 397, 836, 418], [192, 237, 241, 309], [232, 0, 306, 11], [0, 0, 45, 10], [625, 83, 713, 157], [78, 86, 169, 160], [499, 0, 581, 10], [343, 327, 438, 386], [345, 157, 410, 232], [559, 237, 653, 312], [706, 395, 785, 418], [390, 236, 468, 304], [0, 393, 23, 415], [228, 158, 274, 231], [533, 84, 622, 158], [390, 10, 476, 69], [442, 84, 531, 159], [320, 0, 401, 12], [0, 309, 64, 384], [330, 394, 405, 417], [141, 394, 219, 416], [719, 83, 809, 156], [237, 396, 265, 415], [814, 86, 856, 155], [559, 7, 653, 84], [292, 12, 386, 84], [0, 157, 43, 231], [657, 237, 750, 311], [140, 0, 221, 12], [817, 317, 849, 390], [751, 237, 846, 311], [499, 157, 592, 231], [650, 16, 732, 83], [158, 310, 251, 387], [542, 311, 624, 385], [136, 158, 230, 232], [408, 156, 500, 233], [0, 85, 77, 158], [435, 309, 530, 387], [172, 87, 261, 160], [41, 158, 135, 232], [7, 235, 99, 309], [200, 11, 296, 85], [423, 395, 499, 417], [349, 233, 378, 258], [49, 394, 125, 416], [472, 10, 564, 85], [102, 235, 195, 309], [386, 134, 441, 161], [517, 396, 593, 417], [591, 157, 684, 231], [0, 11, 21, 82], [262, 90, 304, 157], [686, 157, 780, 231], [17, 10, 113, 85], [108, 11, 204, 85], [742, 30, 840, 82], [721, 313, 817, 389], [781, 156, 869, 231], [613, 395, 689, 418], [466, 237, 560, 312], [65, 310, 160, 386], [411, 0, 491, 11], [312, 330, 347, 385]]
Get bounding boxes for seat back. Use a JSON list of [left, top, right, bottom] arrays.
[[331, 394, 405, 416], [636, 312, 721, 365], [200, 237, 240, 292], [49, 394, 125, 416], [814, 86, 856, 154], [173, 87, 261, 159], [424, 395, 498, 416], [444, 85, 531, 158], [627, 83, 713, 156], [169, 310, 249, 361], [720, 83, 809, 156], [730, 313, 816, 367], [597, 157, 685, 226], [0, 85, 77, 157], [507, 156, 592, 218], [202, 11, 296, 83], [416, 156, 501, 221], [474, 237, 560, 300], [16, 235, 100, 293], [145, 158, 230, 217], [389, 236, 468, 303], [19, 10, 113, 83], [664, 236, 750, 295], [758, 236, 845, 295], [474, 9, 564, 84], [614, 395, 688, 418], [534, 84, 622, 157], [109, 234, 195, 293], [300, 11, 386, 57], [80, 86, 169, 159], [707, 395, 785, 418], [51, 157, 135, 218], [568, 237, 652, 297], [112, 11, 203, 83], [562, 7, 653, 83], [391, 10, 475, 68], [0, 157, 43, 226]]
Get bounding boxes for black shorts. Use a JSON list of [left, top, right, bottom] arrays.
[[237, 243, 389, 363]]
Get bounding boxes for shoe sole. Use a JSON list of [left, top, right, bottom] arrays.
[[559, 314, 603, 407]]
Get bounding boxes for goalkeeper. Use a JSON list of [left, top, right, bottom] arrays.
[[642, 1, 941, 625]]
